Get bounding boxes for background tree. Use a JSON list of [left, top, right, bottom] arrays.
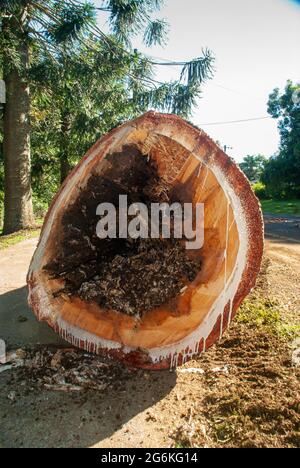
[[0, 0, 214, 233], [0, 0, 95, 233], [262, 81, 300, 199], [239, 154, 266, 182]]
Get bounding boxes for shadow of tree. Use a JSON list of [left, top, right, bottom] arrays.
[[0, 287, 177, 448], [0, 360, 176, 447]]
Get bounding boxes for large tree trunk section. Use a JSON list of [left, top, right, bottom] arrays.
[[28, 112, 264, 369], [3, 29, 34, 234]]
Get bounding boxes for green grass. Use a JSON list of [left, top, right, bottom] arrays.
[[0, 227, 41, 250], [261, 199, 300, 216], [237, 295, 300, 341], [0, 219, 43, 250]]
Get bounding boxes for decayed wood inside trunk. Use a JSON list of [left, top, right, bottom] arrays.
[[43, 145, 201, 318]]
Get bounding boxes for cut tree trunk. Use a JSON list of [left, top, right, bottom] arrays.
[[3, 25, 34, 234], [28, 112, 264, 370]]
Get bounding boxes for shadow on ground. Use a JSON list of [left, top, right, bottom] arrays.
[[264, 234, 300, 245], [0, 287, 177, 448], [0, 359, 176, 448], [0, 286, 64, 349]]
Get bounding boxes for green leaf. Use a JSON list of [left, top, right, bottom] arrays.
[[143, 18, 168, 47], [180, 48, 215, 85], [49, 2, 95, 44]]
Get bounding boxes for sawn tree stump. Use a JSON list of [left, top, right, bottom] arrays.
[[27, 112, 264, 369]]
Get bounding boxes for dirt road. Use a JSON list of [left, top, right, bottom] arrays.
[[0, 225, 299, 448]]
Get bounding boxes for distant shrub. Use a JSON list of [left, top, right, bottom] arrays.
[[252, 182, 267, 200]]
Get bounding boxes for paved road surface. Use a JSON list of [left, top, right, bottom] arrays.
[[264, 213, 300, 243], [0, 238, 63, 349]]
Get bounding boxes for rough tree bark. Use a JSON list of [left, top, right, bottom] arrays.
[[60, 113, 72, 184], [3, 16, 34, 234]]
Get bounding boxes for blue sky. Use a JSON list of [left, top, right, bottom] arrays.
[[95, 0, 300, 162]]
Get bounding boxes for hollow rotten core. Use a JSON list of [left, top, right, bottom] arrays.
[[44, 145, 201, 318]]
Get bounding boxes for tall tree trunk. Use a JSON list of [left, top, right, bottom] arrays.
[[60, 155, 72, 185], [3, 21, 34, 234], [60, 113, 72, 184]]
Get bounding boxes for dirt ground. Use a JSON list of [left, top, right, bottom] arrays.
[[0, 232, 299, 448]]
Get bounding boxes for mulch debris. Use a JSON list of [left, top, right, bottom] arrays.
[[1, 347, 136, 393]]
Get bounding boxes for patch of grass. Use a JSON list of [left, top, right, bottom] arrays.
[[237, 295, 300, 341], [0, 227, 41, 250], [174, 442, 190, 449], [261, 199, 300, 216], [213, 421, 236, 444]]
